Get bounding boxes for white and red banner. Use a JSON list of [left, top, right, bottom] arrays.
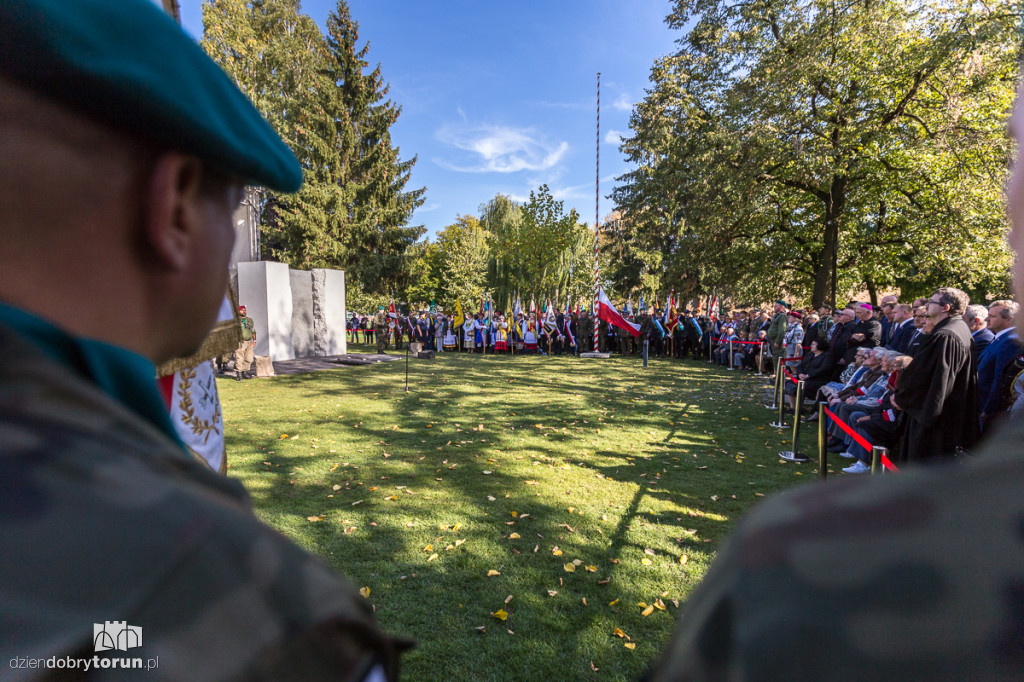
[[598, 287, 641, 338], [156, 295, 233, 473]]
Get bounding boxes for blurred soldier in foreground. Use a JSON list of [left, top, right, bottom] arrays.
[[0, 1, 403, 679], [649, 83, 1024, 682]]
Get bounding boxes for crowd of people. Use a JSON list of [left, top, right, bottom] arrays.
[[347, 292, 1023, 473], [756, 293, 1022, 472]]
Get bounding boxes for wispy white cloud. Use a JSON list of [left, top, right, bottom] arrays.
[[604, 129, 626, 145], [434, 122, 569, 173], [611, 93, 633, 112], [526, 99, 590, 111], [415, 202, 441, 213]]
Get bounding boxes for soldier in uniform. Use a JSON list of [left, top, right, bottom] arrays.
[[0, 1, 404, 678], [373, 306, 388, 354], [648, 72, 1024, 682], [234, 304, 256, 380], [767, 299, 789, 360]]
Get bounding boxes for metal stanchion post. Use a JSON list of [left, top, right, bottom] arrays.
[[780, 380, 808, 462], [770, 366, 787, 428], [817, 401, 827, 479], [404, 343, 410, 392], [766, 357, 781, 409], [643, 339, 649, 368], [727, 341, 734, 370], [871, 446, 888, 475]]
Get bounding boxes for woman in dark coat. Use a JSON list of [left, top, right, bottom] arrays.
[[786, 338, 834, 411]]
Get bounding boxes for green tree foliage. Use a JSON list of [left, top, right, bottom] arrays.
[[481, 187, 593, 308], [202, 0, 424, 293], [432, 215, 490, 309], [614, 0, 1019, 307]]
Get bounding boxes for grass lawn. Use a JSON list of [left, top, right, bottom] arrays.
[[217, 345, 820, 680]]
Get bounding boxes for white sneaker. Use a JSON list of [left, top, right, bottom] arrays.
[[838, 451, 856, 459], [842, 460, 870, 474]]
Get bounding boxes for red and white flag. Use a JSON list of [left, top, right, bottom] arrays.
[[598, 287, 641, 338], [709, 295, 719, 321]]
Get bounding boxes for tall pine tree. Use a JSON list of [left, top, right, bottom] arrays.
[[202, 0, 424, 293]]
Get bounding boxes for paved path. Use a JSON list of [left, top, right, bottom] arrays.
[[271, 353, 402, 376]]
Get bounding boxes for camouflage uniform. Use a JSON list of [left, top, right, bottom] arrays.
[[0, 323, 405, 679], [767, 310, 788, 358], [373, 311, 387, 354], [649, 415, 1024, 681]]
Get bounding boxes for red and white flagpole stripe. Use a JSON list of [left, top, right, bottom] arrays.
[[593, 72, 600, 352]]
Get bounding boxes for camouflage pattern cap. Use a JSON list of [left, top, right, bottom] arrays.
[[0, 0, 303, 193]]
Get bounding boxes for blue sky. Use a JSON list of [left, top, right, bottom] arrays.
[[178, 1, 681, 238]]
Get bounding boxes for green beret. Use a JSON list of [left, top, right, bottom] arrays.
[[0, 0, 302, 193]]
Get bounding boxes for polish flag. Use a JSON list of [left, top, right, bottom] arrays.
[[598, 287, 641, 338]]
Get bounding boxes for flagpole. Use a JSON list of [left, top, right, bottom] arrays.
[[593, 72, 600, 354]]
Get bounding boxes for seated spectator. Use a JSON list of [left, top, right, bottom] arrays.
[[836, 354, 912, 473], [785, 338, 834, 413], [820, 347, 870, 400], [824, 347, 888, 451]]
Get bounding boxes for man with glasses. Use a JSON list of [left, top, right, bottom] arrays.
[[906, 305, 929, 356], [890, 288, 978, 463]]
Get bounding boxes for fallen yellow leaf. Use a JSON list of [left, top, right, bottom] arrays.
[[679, 555, 688, 565], [423, 544, 433, 552], [641, 605, 655, 617], [641, 558, 653, 566], [358, 587, 370, 599], [612, 627, 626, 638], [552, 548, 563, 556], [584, 565, 597, 573], [487, 570, 501, 577], [492, 609, 508, 621], [452, 523, 463, 532], [510, 511, 518, 517], [563, 562, 576, 573], [508, 533, 521, 539], [654, 599, 666, 611], [427, 553, 439, 562], [609, 599, 619, 606], [279, 434, 288, 439], [624, 642, 636, 650], [386, 495, 398, 501], [306, 516, 321, 522]]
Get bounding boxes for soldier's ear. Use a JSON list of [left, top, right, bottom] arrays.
[[142, 153, 204, 271]]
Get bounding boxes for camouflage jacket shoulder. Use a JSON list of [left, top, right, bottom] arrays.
[[0, 324, 403, 680], [650, 415, 1024, 681]]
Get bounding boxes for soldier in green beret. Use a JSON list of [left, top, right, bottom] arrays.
[[0, 1, 403, 678]]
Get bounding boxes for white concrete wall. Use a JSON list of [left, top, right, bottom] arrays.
[[238, 261, 294, 361], [312, 269, 347, 356]]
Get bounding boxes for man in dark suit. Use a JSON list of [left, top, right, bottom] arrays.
[[885, 303, 916, 354], [965, 304, 995, 365], [905, 306, 929, 357], [878, 294, 898, 345], [978, 300, 1021, 431]]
